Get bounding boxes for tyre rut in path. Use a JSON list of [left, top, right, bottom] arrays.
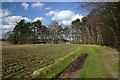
[[53, 52, 89, 79]]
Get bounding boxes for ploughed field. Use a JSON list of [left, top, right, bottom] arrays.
[[2, 41, 119, 79]]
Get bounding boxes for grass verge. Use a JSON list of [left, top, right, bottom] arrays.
[[77, 45, 118, 78], [33, 45, 84, 79]]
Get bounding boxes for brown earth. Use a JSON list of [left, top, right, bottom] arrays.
[[53, 52, 88, 79]]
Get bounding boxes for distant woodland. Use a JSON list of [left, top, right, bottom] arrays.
[[4, 2, 120, 49]]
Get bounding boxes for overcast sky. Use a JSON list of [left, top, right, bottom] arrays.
[[1, 2, 90, 39]]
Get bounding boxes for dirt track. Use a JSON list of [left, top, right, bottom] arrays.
[[54, 52, 88, 79]]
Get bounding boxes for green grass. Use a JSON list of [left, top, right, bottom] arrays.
[[2, 42, 118, 78], [35, 46, 85, 79], [77, 45, 118, 78], [35, 45, 118, 79]]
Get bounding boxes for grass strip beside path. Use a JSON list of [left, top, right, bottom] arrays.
[[32, 45, 84, 79]]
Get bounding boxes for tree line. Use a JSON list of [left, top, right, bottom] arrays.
[[6, 19, 71, 44], [71, 2, 120, 48], [6, 2, 120, 48]]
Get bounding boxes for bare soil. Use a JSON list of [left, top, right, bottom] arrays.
[[53, 52, 88, 79]]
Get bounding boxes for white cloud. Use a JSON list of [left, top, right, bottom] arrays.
[[51, 10, 83, 25], [21, 3, 29, 9], [61, 20, 71, 26], [52, 10, 75, 21], [33, 17, 45, 22], [45, 7, 51, 10], [1, 25, 15, 30], [31, 2, 44, 8], [72, 14, 83, 21], [0, 24, 15, 38], [4, 16, 31, 25], [46, 11, 58, 16], [0, 9, 11, 18]]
